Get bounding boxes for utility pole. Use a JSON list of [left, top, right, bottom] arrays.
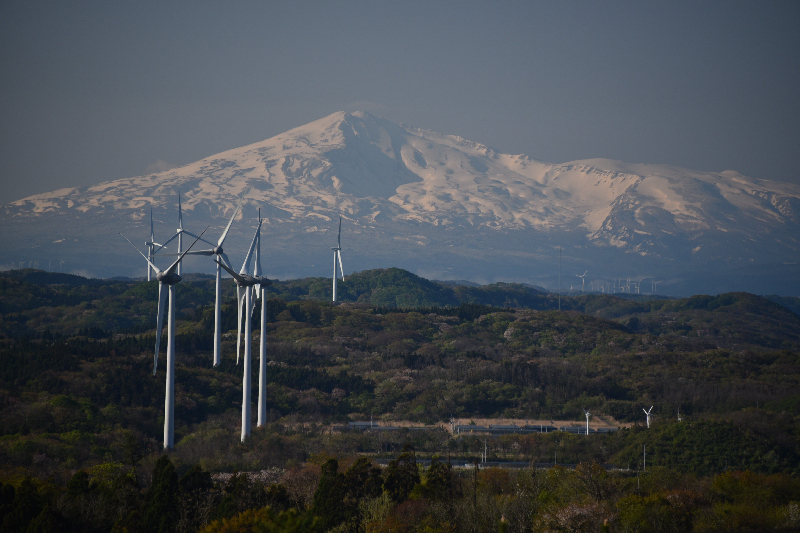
[[473, 459, 478, 510]]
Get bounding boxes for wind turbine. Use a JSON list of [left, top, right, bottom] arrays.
[[583, 408, 591, 436], [165, 196, 244, 366], [120, 226, 207, 449], [215, 214, 272, 441], [331, 216, 345, 302], [643, 406, 653, 428], [577, 271, 588, 292], [150, 195, 186, 276]]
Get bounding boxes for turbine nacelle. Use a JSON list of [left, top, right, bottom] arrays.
[[215, 258, 272, 287], [237, 274, 272, 287], [156, 272, 182, 285]]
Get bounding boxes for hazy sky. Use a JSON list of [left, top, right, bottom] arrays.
[[1, 1, 798, 205]]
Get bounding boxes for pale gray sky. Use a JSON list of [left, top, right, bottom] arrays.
[[1, 1, 798, 205]]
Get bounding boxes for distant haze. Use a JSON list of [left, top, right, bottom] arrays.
[[1, 1, 798, 206]]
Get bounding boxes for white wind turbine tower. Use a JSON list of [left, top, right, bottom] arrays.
[[120, 227, 207, 449], [216, 214, 272, 441], [252, 212, 269, 428], [583, 408, 591, 436], [166, 196, 244, 367], [643, 406, 653, 428], [577, 271, 588, 292], [331, 216, 345, 302]]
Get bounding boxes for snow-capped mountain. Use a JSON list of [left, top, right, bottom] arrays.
[[3, 111, 799, 295]]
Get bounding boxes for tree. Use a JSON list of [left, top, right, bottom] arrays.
[[421, 456, 456, 501], [384, 445, 421, 503], [198, 507, 318, 533], [0, 484, 15, 525], [139, 455, 179, 533], [1, 477, 40, 533], [215, 473, 267, 521], [311, 459, 346, 531]]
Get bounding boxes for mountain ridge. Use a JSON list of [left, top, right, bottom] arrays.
[[2, 111, 799, 295]]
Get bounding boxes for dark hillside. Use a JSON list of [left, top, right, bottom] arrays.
[[1, 264, 800, 533]]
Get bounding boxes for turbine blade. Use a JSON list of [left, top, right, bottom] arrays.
[[236, 285, 245, 364], [240, 219, 263, 275], [249, 285, 257, 318], [255, 228, 262, 277], [181, 230, 217, 248], [154, 282, 169, 375], [159, 250, 215, 256], [338, 250, 345, 281], [219, 252, 233, 270], [216, 257, 246, 283], [150, 208, 154, 242], [178, 193, 183, 230], [155, 232, 180, 253], [218, 195, 244, 246], [337, 216, 342, 247], [164, 226, 209, 275], [120, 233, 160, 273]]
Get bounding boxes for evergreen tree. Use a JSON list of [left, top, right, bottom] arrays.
[[139, 455, 179, 533], [25, 502, 67, 533], [0, 484, 14, 526], [383, 445, 421, 503], [311, 459, 346, 530], [1, 477, 40, 533], [424, 456, 456, 501]]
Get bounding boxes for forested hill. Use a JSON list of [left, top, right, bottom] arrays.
[[1, 266, 800, 516], [1, 268, 799, 343], [262, 267, 560, 308]]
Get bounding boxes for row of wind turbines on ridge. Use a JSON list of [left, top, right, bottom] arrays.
[[121, 195, 346, 449], [573, 271, 661, 294]]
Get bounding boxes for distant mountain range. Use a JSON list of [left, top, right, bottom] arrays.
[[2, 111, 799, 295]]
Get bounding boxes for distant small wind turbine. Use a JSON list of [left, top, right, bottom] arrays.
[[577, 271, 588, 292], [120, 226, 207, 449], [331, 216, 345, 302], [643, 406, 653, 428], [584, 408, 591, 436]]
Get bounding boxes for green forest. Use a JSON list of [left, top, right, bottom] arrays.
[[1, 268, 799, 532]]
